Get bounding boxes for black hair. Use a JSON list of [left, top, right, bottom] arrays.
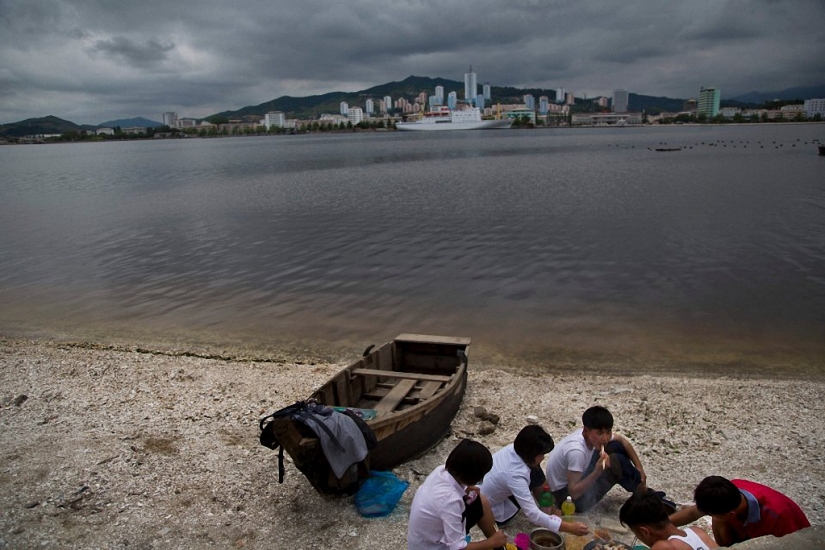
[[694, 476, 741, 515], [582, 406, 614, 430], [513, 425, 555, 462], [445, 439, 493, 486], [619, 491, 670, 529]]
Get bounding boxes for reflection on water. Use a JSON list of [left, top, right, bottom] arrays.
[[1, 126, 824, 375]]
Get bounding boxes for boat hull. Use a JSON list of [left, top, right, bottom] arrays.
[[369, 367, 466, 470], [265, 334, 471, 494], [396, 119, 512, 131]]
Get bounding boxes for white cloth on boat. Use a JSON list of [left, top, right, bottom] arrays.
[[299, 410, 369, 479]]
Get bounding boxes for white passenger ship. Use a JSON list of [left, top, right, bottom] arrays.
[[395, 107, 512, 131]]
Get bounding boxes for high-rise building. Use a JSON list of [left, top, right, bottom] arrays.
[[464, 66, 477, 105], [448, 91, 458, 110], [556, 88, 565, 104], [435, 86, 444, 103], [613, 90, 629, 113], [340, 102, 349, 116], [804, 98, 825, 118], [264, 111, 285, 129], [476, 94, 485, 110], [162, 112, 178, 127], [539, 96, 549, 114], [365, 99, 374, 115], [565, 92, 575, 106], [483, 83, 491, 101], [383, 96, 392, 112], [697, 87, 721, 118], [347, 107, 364, 125], [524, 94, 535, 110]]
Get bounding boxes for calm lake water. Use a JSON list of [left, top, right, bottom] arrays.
[[1, 125, 824, 375]]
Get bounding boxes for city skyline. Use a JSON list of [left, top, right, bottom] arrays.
[[2, 0, 824, 125]]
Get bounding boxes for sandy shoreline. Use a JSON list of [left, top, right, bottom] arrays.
[[1, 338, 823, 549]]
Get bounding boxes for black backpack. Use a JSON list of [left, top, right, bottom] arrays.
[[259, 401, 308, 483]]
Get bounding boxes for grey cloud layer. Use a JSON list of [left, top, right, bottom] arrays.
[[1, 0, 823, 124]]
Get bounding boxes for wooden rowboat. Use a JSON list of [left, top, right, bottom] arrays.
[[266, 333, 470, 493]]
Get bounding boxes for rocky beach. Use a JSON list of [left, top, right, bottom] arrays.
[[1, 338, 823, 549]]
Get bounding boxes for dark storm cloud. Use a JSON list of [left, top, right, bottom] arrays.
[[1, 0, 823, 124], [88, 37, 175, 68]]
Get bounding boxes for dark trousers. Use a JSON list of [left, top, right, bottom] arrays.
[[551, 440, 642, 512], [463, 496, 505, 550]]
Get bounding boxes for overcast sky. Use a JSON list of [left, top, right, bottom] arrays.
[[2, 0, 823, 125]]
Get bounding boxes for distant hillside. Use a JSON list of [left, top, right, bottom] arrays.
[[208, 75, 694, 120], [731, 84, 825, 105], [0, 115, 96, 138], [628, 93, 686, 115], [98, 117, 162, 128], [209, 76, 468, 121]]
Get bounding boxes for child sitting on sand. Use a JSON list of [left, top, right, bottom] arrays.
[[407, 439, 507, 550], [479, 425, 588, 536], [620, 491, 718, 550], [545, 405, 672, 513], [669, 475, 810, 546]]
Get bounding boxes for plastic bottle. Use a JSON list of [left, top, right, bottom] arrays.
[[561, 496, 576, 517], [537, 483, 554, 508]]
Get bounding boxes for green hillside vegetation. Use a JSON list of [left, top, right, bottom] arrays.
[[0, 115, 97, 138]]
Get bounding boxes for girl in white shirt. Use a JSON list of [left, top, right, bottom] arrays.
[[408, 439, 507, 550]]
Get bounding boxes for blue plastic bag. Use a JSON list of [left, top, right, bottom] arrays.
[[354, 470, 409, 518]]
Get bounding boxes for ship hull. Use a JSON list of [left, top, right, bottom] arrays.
[[396, 119, 512, 131]]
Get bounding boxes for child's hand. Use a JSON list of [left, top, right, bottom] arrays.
[[570, 522, 589, 536], [488, 530, 507, 547], [561, 520, 589, 536]]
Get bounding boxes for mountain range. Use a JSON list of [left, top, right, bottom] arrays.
[[2, 77, 823, 137], [0, 115, 163, 138]]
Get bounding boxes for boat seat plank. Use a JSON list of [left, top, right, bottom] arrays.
[[351, 368, 451, 383], [373, 379, 417, 415], [395, 334, 472, 346], [415, 380, 443, 401]]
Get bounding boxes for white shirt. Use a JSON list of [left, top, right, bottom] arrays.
[[408, 465, 469, 550], [479, 444, 562, 533], [667, 527, 711, 550], [545, 428, 595, 492]]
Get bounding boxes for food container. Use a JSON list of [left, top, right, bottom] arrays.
[[529, 528, 564, 550], [561, 515, 592, 550]]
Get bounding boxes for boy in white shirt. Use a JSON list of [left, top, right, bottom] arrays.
[[546, 406, 667, 512]]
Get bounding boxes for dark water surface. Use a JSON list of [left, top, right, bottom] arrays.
[[1, 125, 824, 375]]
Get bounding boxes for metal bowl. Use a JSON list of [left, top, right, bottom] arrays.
[[529, 528, 564, 550]]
